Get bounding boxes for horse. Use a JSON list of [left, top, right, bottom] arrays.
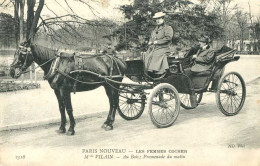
[[9, 41, 126, 135]]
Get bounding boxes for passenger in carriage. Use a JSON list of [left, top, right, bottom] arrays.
[[185, 36, 220, 90], [184, 36, 215, 107], [190, 36, 215, 73], [143, 11, 174, 77], [184, 36, 215, 76]]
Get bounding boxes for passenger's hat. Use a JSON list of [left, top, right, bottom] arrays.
[[198, 36, 210, 44], [153, 12, 166, 19]]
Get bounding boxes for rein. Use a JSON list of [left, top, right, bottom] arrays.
[[57, 69, 105, 85], [18, 55, 57, 75]]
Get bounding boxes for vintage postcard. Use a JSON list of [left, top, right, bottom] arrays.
[[0, 0, 260, 165]]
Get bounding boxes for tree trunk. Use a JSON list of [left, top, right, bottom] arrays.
[[222, 1, 227, 45], [26, 0, 36, 40], [241, 30, 244, 51], [19, 0, 25, 43], [248, 1, 257, 52], [28, 0, 44, 41], [14, 0, 20, 47]]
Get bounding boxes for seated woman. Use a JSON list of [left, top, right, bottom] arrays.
[[143, 11, 174, 78]]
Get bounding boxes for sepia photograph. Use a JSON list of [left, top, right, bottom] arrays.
[[0, 0, 259, 165]]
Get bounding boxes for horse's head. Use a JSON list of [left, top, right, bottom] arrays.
[[10, 41, 34, 78]]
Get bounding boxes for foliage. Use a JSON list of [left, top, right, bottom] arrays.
[[254, 22, 260, 50], [36, 18, 119, 50], [116, 0, 223, 50], [0, 13, 16, 48]]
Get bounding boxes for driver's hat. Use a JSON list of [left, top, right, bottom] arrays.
[[153, 12, 166, 19]]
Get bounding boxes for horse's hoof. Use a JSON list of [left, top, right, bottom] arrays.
[[101, 123, 107, 129], [67, 130, 75, 136], [104, 125, 113, 131], [56, 128, 66, 134]]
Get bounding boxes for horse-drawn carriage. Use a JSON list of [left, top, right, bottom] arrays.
[[117, 46, 246, 128], [9, 42, 246, 134]]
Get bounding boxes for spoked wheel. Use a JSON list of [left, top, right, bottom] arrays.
[[148, 83, 180, 128], [216, 72, 246, 116], [179, 92, 203, 109], [117, 86, 145, 120]]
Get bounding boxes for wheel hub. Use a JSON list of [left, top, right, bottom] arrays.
[[227, 90, 237, 96], [159, 102, 168, 109], [127, 99, 134, 104], [221, 90, 237, 96]]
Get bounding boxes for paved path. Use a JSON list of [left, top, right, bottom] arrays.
[[0, 77, 260, 166]]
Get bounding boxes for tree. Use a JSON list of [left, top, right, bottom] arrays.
[[201, 0, 238, 46], [248, 0, 258, 52], [2, 0, 45, 46], [0, 0, 106, 48], [234, 9, 248, 51], [0, 13, 15, 48], [117, 0, 223, 50], [254, 19, 260, 51]]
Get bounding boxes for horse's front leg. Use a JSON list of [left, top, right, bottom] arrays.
[[62, 90, 76, 135], [54, 89, 66, 133]]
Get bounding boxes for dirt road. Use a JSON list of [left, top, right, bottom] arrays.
[[0, 79, 259, 166], [1, 78, 260, 160]]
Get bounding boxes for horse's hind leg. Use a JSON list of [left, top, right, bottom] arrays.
[[62, 90, 76, 135], [54, 89, 66, 133], [102, 85, 119, 131]]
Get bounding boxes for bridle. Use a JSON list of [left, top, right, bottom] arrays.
[[12, 45, 57, 76]]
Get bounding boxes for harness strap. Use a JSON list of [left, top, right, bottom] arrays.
[[44, 57, 60, 80], [112, 56, 122, 76], [105, 55, 122, 76], [106, 55, 114, 76], [73, 74, 79, 93], [19, 56, 57, 76], [56, 69, 105, 85]]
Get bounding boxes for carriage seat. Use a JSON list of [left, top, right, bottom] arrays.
[[191, 46, 236, 76], [192, 69, 212, 76]]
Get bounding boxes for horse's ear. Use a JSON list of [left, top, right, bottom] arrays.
[[20, 39, 31, 47], [20, 40, 31, 47]]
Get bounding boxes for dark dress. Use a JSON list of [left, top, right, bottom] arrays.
[[143, 24, 173, 74]]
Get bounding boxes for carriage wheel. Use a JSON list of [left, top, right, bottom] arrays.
[[216, 72, 246, 116], [179, 93, 203, 109], [148, 83, 180, 128], [117, 87, 145, 120]]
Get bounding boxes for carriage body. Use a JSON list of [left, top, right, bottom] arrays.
[[124, 46, 239, 94], [118, 46, 246, 127]]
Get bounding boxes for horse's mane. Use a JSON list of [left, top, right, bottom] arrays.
[[31, 44, 56, 61]]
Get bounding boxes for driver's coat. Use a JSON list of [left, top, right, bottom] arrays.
[[144, 24, 173, 74]]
